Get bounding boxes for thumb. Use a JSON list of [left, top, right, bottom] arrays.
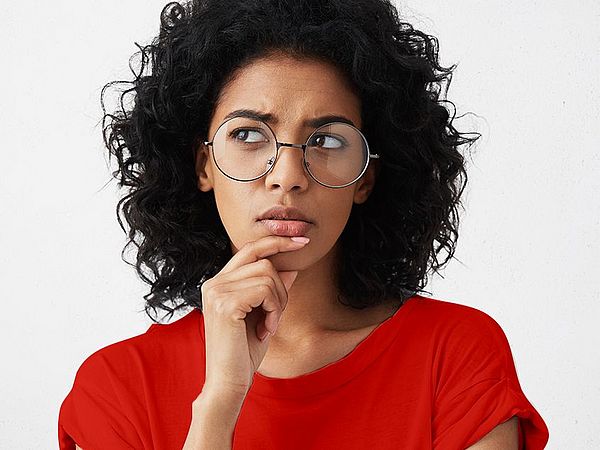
[[279, 271, 299, 291]]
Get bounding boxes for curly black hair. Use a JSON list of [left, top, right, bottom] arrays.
[[100, 0, 480, 323]]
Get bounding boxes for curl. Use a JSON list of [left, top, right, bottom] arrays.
[[100, 0, 481, 323]]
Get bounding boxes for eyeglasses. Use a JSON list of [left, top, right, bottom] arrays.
[[203, 117, 380, 189]]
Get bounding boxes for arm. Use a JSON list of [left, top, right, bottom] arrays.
[[465, 416, 519, 450], [182, 388, 247, 450]]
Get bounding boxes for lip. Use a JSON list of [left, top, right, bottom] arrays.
[[259, 219, 313, 237], [257, 205, 312, 223]]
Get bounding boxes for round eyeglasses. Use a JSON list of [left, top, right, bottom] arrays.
[[203, 117, 380, 189]]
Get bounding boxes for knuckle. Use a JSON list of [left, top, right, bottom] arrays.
[[259, 258, 273, 270], [261, 275, 276, 290], [201, 282, 225, 305], [258, 273, 270, 283], [204, 281, 220, 295], [259, 284, 271, 296], [200, 280, 211, 292], [245, 240, 256, 252], [201, 278, 216, 294]]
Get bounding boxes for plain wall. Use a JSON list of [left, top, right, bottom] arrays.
[[1, 1, 598, 448]]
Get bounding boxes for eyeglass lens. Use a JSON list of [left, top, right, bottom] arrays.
[[210, 117, 369, 187]]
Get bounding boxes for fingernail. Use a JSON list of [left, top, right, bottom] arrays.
[[290, 237, 310, 243], [262, 331, 272, 341]]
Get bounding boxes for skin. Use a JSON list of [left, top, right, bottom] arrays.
[[75, 52, 518, 450], [192, 51, 518, 448], [465, 416, 519, 449], [195, 50, 398, 355]]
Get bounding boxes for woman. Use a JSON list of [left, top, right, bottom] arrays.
[[58, 0, 549, 448]]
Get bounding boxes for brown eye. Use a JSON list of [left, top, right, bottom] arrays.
[[229, 128, 267, 143], [309, 134, 346, 149]]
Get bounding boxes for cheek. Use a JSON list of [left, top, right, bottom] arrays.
[[317, 192, 355, 239], [212, 186, 253, 244], [214, 185, 265, 250]]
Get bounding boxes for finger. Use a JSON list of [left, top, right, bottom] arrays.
[[219, 235, 309, 276], [216, 259, 291, 313], [220, 277, 282, 334]]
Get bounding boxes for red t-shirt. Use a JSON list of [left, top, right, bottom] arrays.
[[58, 294, 549, 449]]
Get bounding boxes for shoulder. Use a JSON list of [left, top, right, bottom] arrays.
[[406, 294, 509, 342], [59, 309, 204, 447], [406, 295, 519, 410], [412, 296, 550, 448], [408, 294, 502, 322], [72, 308, 203, 385], [406, 295, 515, 380]]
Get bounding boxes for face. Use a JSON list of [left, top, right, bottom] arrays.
[[195, 52, 378, 271]]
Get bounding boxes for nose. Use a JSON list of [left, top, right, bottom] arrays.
[[263, 143, 310, 192]]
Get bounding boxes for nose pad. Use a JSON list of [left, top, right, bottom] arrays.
[[266, 145, 308, 172], [263, 145, 310, 186], [265, 155, 310, 171]]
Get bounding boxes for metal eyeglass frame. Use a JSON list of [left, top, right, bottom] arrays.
[[202, 117, 380, 189]]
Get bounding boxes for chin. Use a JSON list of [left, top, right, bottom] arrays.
[[266, 251, 308, 271]]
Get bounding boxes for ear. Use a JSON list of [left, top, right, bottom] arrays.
[[353, 159, 379, 204], [195, 143, 214, 192]]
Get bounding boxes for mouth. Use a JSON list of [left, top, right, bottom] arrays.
[[258, 219, 313, 237], [257, 206, 312, 223]]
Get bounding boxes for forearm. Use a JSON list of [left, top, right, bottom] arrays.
[[182, 388, 247, 450]]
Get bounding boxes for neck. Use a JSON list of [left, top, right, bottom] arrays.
[[268, 240, 397, 348]]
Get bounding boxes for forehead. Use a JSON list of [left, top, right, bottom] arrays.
[[210, 54, 362, 134]]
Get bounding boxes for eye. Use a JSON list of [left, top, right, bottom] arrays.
[[229, 128, 268, 143], [308, 134, 347, 149]]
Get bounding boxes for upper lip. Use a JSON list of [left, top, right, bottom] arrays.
[[257, 205, 312, 223]]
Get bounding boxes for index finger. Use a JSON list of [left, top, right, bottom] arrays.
[[219, 235, 309, 276]]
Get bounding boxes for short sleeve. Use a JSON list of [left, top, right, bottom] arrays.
[[58, 352, 144, 450], [431, 306, 549, 449]]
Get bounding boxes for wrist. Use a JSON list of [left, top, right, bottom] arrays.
[[199, 381, 250, 402]]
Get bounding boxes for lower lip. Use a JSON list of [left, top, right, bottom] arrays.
[[258, 219, 313, 237]]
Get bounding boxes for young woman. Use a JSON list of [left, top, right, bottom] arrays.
[[58, 0, 549, 448]]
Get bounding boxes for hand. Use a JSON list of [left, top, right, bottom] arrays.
[[200, 235, 309, 397]]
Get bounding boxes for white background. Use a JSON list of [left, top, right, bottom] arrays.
[[1, 1, 598, 448]]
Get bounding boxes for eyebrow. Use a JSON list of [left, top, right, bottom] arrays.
[[222, 108, 357, 129]]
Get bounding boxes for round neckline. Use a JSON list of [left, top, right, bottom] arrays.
[[246, 294, 421, 399]]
